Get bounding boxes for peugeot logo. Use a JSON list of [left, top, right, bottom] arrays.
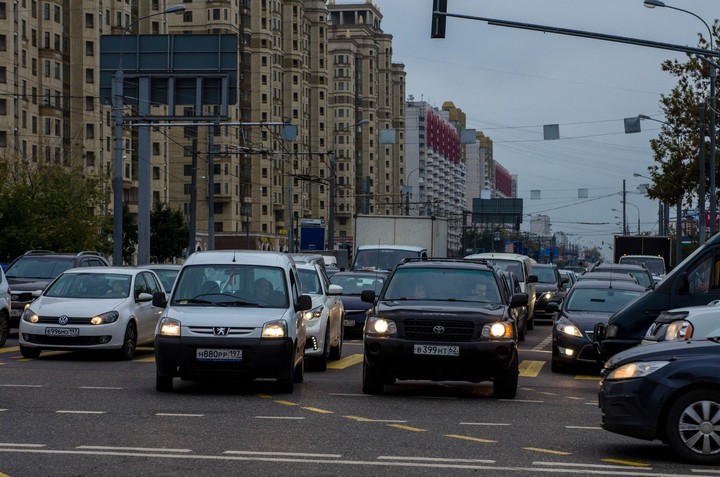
[[58, 315, 69, 325], [213, 327, 229, 336], [433, 325, 445, 334]]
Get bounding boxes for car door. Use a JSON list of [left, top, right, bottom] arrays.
[[134, 272, 164, 342], [318, 264, 343, 344]]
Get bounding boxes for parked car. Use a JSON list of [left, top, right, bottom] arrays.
[[360, 258, 528, 397], [589, 263, 655, 289], [153, 251, 312, 393], [642, 300, 720, 344], [532, 263, 567, 323], [329, 270, 388, 337], [294, 257, 345, 371], [18, 267, 165, 359], [6, 250, 109, 327], [0, 267, 10, 347], [139, 264, 182, 294], [599, 338, 720, 464], [549, 279, 646, 372], [498, 270, 528, 341]]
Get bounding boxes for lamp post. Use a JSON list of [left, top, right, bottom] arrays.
[[111, 4, 187, 265], [328, 119, 369, 251], [613, 204, 640, 234], [643, 0, 716, 237], [404, 167, 420, 215]]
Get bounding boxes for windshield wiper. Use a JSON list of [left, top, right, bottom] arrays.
[[217, 300, 262, 307]]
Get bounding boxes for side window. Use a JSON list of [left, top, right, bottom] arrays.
[[140, 272, 161, 295], [134, 274, 149, 297], [78, 259, 91, 267], [687, 254, 720, 296]]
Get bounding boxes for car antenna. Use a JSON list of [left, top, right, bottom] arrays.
[[232, 249, 237, 263]]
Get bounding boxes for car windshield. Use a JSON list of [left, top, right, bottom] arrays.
[[353, 249, 420, 271], [152, 269, 180, 292], [171, 264, 288, 308], [298, 268, 321, 294], [619, 257, 665, 276], [534, 267, 557, 284], [486, 259, 525, 281], [330, 274, 385, 295], [564, 288, 643, 313], [383, 268, 501, 303], [6, 257, 75, 280], [45, 273, 131, 299]]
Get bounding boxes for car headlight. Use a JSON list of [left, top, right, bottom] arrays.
[[665, 320, 693, 341], [262, 319, 287, 338], [158, 317, 181, 337], [481, 322, 514, 339], [365, 316, 397, 336], [21, 308, 39, 323], [556, 321, 582, 337], [544, 292, 554, 300], [303, 306, 323, 321], [605, 360, 669, 380], [90, 311, 119, 325]]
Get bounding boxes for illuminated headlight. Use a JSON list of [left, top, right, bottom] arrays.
[[605, 360, 669, 380], [481, 322, 514, 339], [665, 320, 693, 341], [90, 311, 119, 325], [262, 319, 287, 338], [22, 308, 39, 323], [303, 306, 323, 321], [556, 322, 582, 337], [365, 316, 397, 336], [543, 292, 553, 300], [158, 317, 181, 337]]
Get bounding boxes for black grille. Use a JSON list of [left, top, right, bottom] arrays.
[[24, 335, 110, 346], [403, 319, 475, 342], [36, 316, 92, 324]]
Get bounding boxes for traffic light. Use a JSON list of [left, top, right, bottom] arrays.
[[431, 0, 448, 39]]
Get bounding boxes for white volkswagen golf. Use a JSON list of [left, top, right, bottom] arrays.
[[18, 267, 165, 359]]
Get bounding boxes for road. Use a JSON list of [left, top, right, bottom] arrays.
[[0, 326, 714, 477]]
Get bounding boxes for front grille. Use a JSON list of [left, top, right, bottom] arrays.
[[188, 326, 254, 337], [403, 319, 475, 342], [36, 316, 92, 324], [25, 335, 110, 346]]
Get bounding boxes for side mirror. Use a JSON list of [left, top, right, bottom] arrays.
[[137, 292, 154, 303], [327, 284, 343, 296], [527, 275, 538, 284], [361, 289, 376, 303], [509, 292, 528, 308], [296, 294, 313, 312], [546, 301, 559, 313], [152, 291, 168, 308]]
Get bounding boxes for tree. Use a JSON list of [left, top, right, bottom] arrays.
[[150, 202, 188, 263]]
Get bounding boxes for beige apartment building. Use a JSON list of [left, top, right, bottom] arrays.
[[0, 0, 406, 257]]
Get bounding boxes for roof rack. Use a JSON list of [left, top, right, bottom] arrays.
[[400, 257, 492, 266], [23, 250, 55, 255]]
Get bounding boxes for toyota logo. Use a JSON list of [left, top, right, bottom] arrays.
[[58, 315, 69, 325], [433, 325, 445, 334], [213, 327, 229, 336]]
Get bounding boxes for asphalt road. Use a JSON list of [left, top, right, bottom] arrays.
[[0, 326, 715, 477]]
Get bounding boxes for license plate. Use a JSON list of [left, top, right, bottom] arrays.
[[45, 327, 79, 337], [343, 319, 355, 327], [196, 348, 242, 362], [413, 344, 459, 356], [10, 309, 21, 318]]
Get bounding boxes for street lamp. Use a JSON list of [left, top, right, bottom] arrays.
[[643, 0, 716, 237], [328, 119, 370, 250], [404, 167, 420, 215], [613, 205, 640, 234], [633, 172, 667, 236], [111, 4, 187, 265]]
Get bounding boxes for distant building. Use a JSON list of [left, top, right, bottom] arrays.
[[530, 214, 552, 237]]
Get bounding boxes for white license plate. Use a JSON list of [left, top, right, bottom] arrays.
[[413, 344, 459, 356], [45, 327, 79, 337], [343, 319, 355, 327], [196, 348, 243, 362]]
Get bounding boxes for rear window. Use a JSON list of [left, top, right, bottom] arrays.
[[564, 288, 643, 313], [6, 257, 74, 280]]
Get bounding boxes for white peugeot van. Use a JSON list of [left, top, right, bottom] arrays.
[[465, 253, 539, 329], [152, 251, 312, 393]]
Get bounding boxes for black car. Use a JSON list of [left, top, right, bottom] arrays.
[[599, 338, 720, 465], [329, 270, 388, 336], [5, 250, 109, 327], [532, 263, 566, 322], [360, 258, 528, 397], [498, 270, 528, 341], [549, 280, 645, 372], [590, 263, 655, 290]]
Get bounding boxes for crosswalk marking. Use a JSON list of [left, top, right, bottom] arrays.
[[328, 353, 363, 369], [519, 360, 544, 377]]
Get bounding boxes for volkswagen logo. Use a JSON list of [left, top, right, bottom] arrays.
[[433, 325, 445, 334], [58, 315, 69, 325], [213, 327, 229, 336]]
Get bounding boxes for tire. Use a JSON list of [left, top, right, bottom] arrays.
[[0, 311, 9, 347], [551, 357, 564, 373], [665, 389, 720, 465], [294, 357, 304, 384], [493, 350, 519, 399], [277, 357, 296, 393], [156, 372, 173, 392], [20, 345, 41, 359], [116, 322, 137, 360], [329, 321, 343, 361], [362, 359, 384, 395]]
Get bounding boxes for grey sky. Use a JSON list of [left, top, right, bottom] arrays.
[[368, 0, 717, 258]]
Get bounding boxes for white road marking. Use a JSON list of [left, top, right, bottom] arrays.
[[77, 446, 191, 453], [0, 384, 42, 388], [534, 461, 652, 469], [254, 416, 305, 420], [56, 410, 106, 414], [378, 456, 495, 463], [328, 393, 370, 397], [79, 386, 122, 390], [224, 451, 341, 458], [500, 399, 544, 403], [0, 443, 46, 448], [154, 413, 204, 417], [532, 334, 553, 351], [565, 426, 602, 430], [459, 422, 511, 426]]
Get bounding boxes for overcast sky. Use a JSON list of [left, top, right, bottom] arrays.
[[365, 0, 717, 259]]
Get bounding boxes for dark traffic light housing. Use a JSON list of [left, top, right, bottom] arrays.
[[431, 0, 448, 38]]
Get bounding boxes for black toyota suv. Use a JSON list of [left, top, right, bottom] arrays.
[[360, 258, 528, 398], [5, 250, 109, 326]]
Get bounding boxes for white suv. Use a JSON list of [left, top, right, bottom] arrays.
[[153, 251, 312, 393], [0, 267, 10, 347], [643, 300, 720, 344]]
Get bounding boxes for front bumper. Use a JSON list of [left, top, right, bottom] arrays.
[[599, 377, 662, 441], [20, 322, 125, 350], [553, 331, 596, 365], [303, 316, 327, 357]]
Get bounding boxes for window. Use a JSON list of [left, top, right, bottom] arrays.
[[85, 68, 94, 84], [86, 124, 94, 139], [0, 131, 6, 148], [85, 13, 94, 28], [0, 35, 5, 51], [152, 142, 160, 155], [0, 66, 5, 83], [85, 41, 94, 56], [153, 167, 160, 180], [182, 11, 192, 22], [85, 96, 94, 111], [0, 3, 5, 19], [0, 99, 5, 115]]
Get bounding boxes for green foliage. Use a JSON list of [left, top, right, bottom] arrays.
[[98, 204, 137, 265], [150, 202, 188, 263]]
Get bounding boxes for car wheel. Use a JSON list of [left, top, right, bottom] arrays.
[[277, 357, 296, 393], [294, 356, 304, 384], [329, 321, 343, 360], [666, 389, 720, 465], [0, 311, 9, 347], [116, 322, 137, 360], [156, 372, 173, 392], [550, 357, 564, 373], [493, 350, 518, 399], [362, 359, 384, 395], [20, 345, 41, 359], [518, 320, 526, 342], [527, 316, 534, 330]]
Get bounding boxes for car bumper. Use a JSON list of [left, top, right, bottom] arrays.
[[598, 377, 661, 441], [303, 317, 327, 357], [553, 332, 597, 365], [155, 335, 294, 381], [19, 322, 126, 350], [363, 337, 516, 382]]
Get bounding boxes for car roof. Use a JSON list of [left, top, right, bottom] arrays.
[[63, 266, 145, 275], [330, 270, 388, 278], [534, 263, 557, 268], [397, 258, 495, 271], [139, 264, 182, 270], [465, 253, 533, 262], [578, 271, 639, 281], [357, 245, 427, 251], [570, 279, 646, 291], [595, 263, 650, 272], [183, 250, 296, 267]]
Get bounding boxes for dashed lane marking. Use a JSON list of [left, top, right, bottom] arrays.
[[0, 384, 42, 388], [274, 400, 299, 406], [77, 446, 191, 453], [519, 360, 544, 377], [532, 334, 552, 352], [601, 458, 651, 467], [523, 447, 572, 455], [576, 375, 601, 381], [565, 426, 602, 430], [328, 353, 363, 369], [534, 461, 653, 470], [378, 456, 496, 464], [343, 416, 406, 423], [79, 386, 122, 390], [445, 434, 496, 443], [388, 424, 426, 432], [155, 413, 204, 417], [301, 407, 334, 414], [224, 451, 341, 458], [56, 410, 106, 414], [0, 347, 19, 354], [133, 356, 155, 363], [254, 416, 305, 420]]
